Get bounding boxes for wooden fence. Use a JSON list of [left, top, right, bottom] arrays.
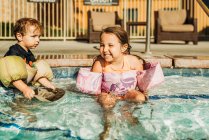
[[0, 0, 208, 40]]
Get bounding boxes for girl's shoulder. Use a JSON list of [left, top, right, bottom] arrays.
[[125, 54, 143, 63], [94, 55, 105, 65], [125, 55, 143, 70], [91, 55, 105, 73]]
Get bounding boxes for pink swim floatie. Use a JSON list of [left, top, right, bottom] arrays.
[[76, 62, 164, 95], [76, 68, 102, 95], [137, 62, 164, 92]]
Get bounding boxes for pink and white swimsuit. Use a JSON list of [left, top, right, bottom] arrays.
[[76, 57, 165, 95], [101, 56, 138, 95]]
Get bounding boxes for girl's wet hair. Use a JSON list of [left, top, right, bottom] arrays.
[[13, 18, 43, 39], [100, 26, 132, 54]]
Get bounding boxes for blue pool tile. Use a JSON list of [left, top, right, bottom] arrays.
[[61, 68, 69, 78], [67, 67, 80, 78], [202, 69, 209, 77], [182, 68, 202, 77], [149, 94, 209, 100], [52, 68, 63, 78], [52, 67, 209, 78], [163, 68, 182, 76], [52, 68, 68, 78], [52, 67, 81, 78]]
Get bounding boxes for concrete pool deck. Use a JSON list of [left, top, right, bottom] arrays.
[[0, 40, 209, 68]]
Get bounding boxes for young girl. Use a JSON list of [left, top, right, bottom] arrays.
[[91, 26, 147, 109]]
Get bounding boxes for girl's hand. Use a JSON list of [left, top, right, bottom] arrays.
[[22, 87, 35, 100], [98, 92, 117, 109], [125, 89, 146, 103]]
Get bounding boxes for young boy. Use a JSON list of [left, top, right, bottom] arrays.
[[2, 18, 56, 100]]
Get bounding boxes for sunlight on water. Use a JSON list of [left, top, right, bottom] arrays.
[[0, 75, 209, 140]]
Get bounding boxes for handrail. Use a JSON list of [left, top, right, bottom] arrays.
[[196, 0, 209, 17]]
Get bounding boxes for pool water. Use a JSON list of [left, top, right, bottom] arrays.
[[0, 68, 209, 140]]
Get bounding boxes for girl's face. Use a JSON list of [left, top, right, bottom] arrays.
[[17, 25, 41, 51], [100, 33, 124, 63]]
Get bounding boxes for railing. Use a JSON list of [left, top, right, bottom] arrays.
[[196, 0, 209, 17], [0, 0, 208, 40]]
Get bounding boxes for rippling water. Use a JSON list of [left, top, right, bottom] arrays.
[[0, 76, 209, 140]]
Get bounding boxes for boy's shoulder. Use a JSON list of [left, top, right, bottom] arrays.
[[5, 44, 22, 55], [8, 44, 22, 51]]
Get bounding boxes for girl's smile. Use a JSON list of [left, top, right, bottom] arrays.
[[100, 33, 123, 63]]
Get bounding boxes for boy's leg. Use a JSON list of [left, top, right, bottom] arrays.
[[38, 77, 55, 90]]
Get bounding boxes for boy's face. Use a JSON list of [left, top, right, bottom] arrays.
[[17, 25, 41, 50]]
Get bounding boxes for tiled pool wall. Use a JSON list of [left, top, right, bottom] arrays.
[[42, 54, 209, 78], [52, 67, 81, 79], [52, 67, 209, 79]]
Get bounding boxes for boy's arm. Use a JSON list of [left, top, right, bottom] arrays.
[[12, 80, 35, 100]]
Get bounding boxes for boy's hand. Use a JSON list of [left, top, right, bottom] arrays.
[[12, 80, 35, 100], [22, 87, 35, 100]]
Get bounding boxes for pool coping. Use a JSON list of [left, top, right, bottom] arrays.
[[36, 54, 209, 69]]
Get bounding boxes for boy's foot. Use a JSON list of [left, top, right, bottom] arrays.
[[34, 87, 65, 102]]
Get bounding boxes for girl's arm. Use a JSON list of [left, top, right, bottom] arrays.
[[127, 55, 148, 102]]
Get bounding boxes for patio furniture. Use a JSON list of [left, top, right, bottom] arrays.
[[154, 9, 198, 44], [126, 21, 146, 36], [87, 10, 124, 43]]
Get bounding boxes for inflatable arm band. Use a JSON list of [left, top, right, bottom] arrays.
[[0, 56, 27, 87], [76, 68, 102, 95], [137, 62, 165, 92], [33, 60, 53, 82]]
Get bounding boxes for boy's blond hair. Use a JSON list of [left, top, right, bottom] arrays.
[[13, 18, 43, 39]]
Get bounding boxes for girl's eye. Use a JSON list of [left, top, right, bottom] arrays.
[[109, 44, 113, 47], [100, 44, 104, 48]]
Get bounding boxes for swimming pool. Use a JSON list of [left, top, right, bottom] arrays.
[[0, 67, 209, 140]]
